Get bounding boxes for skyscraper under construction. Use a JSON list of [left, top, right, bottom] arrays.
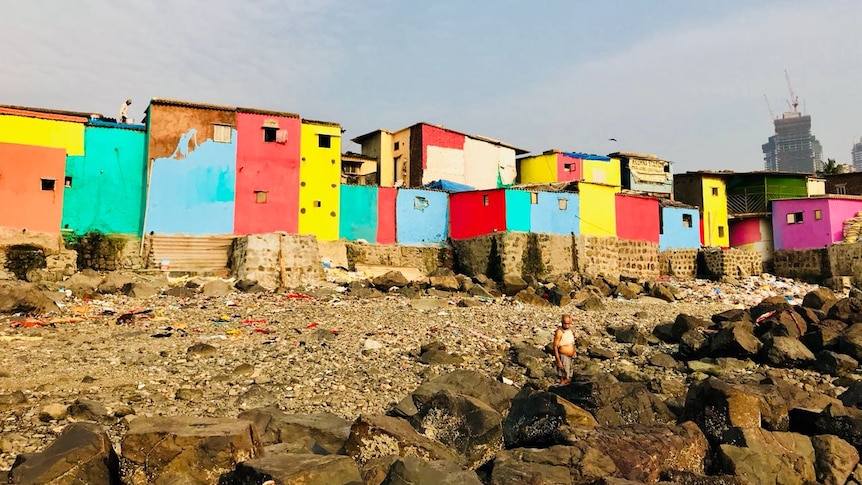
[[762, 112, 823, 173], [762, 71, 823, 173]]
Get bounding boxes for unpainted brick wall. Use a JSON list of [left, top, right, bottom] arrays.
[[659, 249, 698, 279], [700, 246, 762, 279]]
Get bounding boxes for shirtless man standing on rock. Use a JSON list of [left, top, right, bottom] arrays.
[[554, 314, 576, 385]]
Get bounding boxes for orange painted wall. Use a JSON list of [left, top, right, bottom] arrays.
[[0, 142, 67, 233]]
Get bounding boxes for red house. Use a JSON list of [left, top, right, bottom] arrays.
[[615, 194, 660, 243], [0, 142, 66, 233], [234, 109, 302, 234]]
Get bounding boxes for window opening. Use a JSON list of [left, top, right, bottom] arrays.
[[682, 214, 693, 227], [836, 185, 847, 195], [394, 141, 400, 150], [313, 200, 321, 208], [563, 163, 574, 172], [263, 127, 277, 142], [213, 124, 232, 143], [414, 196, 429, 211], [530, 192, 538, 204], [786, 212, 803, 224], [482, 194, 489, 206], [558, 198, 568, 210], [255, 191, 267, 203], [318, 134, 331, 148], [64, 176, 72, 188], [717, 226, 725, 237], [814, 209, 822, 220], [41, 178, 55, 191], [711, 187, 719, 196]]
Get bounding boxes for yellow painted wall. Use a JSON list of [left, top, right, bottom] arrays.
[[701, 176, 729, 247], [518, 153, 558, 184], [0, 114, 85, 156], [578, 182, 620, 236], [299, 122, 341, 240], [582, 157, 621, 187], [359, 131, 393, 186]]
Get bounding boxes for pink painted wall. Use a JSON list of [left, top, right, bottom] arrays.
[[0, 142, 66, 233], [772, 198, 862, 250], [234, 112, 302, 234], [556, 153, 582, 182], [729, 218, 762, 246], [614, 194, 659, 243], [377, 187, 397, 244], [421, 124, 464, 169]]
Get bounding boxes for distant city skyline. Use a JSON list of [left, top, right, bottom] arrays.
[[2, 1, 862, 172]]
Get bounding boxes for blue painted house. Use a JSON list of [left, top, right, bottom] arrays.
[[396, 188, 449, 244], [659, 200, 701, 250]]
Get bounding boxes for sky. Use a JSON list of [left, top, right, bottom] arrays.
[[2, 0, 861, 172]]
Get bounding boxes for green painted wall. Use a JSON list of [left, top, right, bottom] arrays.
[[61, 124, 147, 235], [339, 184, 378, 241], [505, 190, 531, 232]]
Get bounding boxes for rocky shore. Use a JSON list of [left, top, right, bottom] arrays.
[[2, 269, 862, 483]]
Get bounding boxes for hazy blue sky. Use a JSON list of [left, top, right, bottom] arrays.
[[3, 1, 861, 172]]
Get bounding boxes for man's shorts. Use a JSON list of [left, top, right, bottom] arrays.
[[557, 354, 573, 380]]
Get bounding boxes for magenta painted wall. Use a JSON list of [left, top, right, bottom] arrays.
[[772, 198, 862, 250], [234, 112, 301, 234], [556, 153, 582, 183], [729, 218, 762, 246]]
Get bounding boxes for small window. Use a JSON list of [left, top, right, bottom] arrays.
[[786, 212, 804, 224], [836, 184, 847, 195], [41, 178, 56, 191], [313, 200, 321, 208], [682, 214, 693, 227], [263, 127, 277, 142], [530, 192, 538, 204], [563, 163, 574, 172], [64, 176, 73, 188], [255, 191, 267, 203], [717, 226, 725, 237], [814, 209, 822, 220], [711, 187, 719, 196], [213, 124, 232, 143], [394, 141, 400, 150], [318, 134, 331, 148], [558, 198, 568, 210], [414, 196, 429, 211], [482, 194, 489, 206]]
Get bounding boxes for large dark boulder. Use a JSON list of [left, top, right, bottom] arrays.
[[828, 298, 862, 324], [680, 378, 763, 445], [709, 321, 762, 358], [490, 445, 616, 484], [380, 455, 482, 485], [502, 387, 597, 449], [672, 314, 712, 340], [803, 320, 847, 352], [757, 310, 808, 339], [761, 336, 815, 368], [8, 422, 120, 485], [0, 280, 58, 314], [344, 414, 462, 467], [814, 350, 858, 377], [372, 271, 409, 289], [393, 370, 517, 418], [803, 287, 837, 310], [237, 407, 352, 454], [811, 434, 859, 485], [550, 373, 675, 426], [718, 428, 815, 485], [218, 454, 363, 485], [839, 323, 862, 361]]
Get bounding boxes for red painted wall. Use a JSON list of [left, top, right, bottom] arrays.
[[449, 189, 507, 240], [615, 194, 659, 243], [0, 142, 66, 233], [556, 153, 583, 182], [421, 124, 464, 169], [377, 187, 397, 244], [234, 112, 302, 234], [729, 218, 763, 246]]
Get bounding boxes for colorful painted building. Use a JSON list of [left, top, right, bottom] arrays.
[[773, 196, 862, 250], [396, 189, 449, 244], [352, 123, 526, 190], [299, 119, 341, 241], [0, 106, 86, 157], [62, 120, 147, 235], [659, 201, 701, 251], [234, 108, 302, 235], [615, 194, 659, 243], [0, 142, 67, 233], [517, 150, 583, 184], [577, 182, 619, 237], [674, 172, 729, 247], [729, 217, 774, 257], [338, 185, 396, 244], [143, 99, 237, 235], [528, 190, 578, 236], [613, 152, 673, 196], [341, 152, 378, 186]]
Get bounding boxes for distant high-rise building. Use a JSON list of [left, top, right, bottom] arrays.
[[853, 138, 862, 172], [762, 111, 822, 173]]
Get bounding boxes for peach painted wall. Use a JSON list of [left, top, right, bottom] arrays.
[[0, 142, 67, 233]]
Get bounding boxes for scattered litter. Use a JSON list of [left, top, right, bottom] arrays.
[[242, 319, 267, 325], [286, 293, 313, 300], [306, 322, 319, 329]]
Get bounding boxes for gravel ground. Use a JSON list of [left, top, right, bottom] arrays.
[[0, 275, 826, 470]]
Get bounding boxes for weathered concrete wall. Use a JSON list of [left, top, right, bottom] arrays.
[[0, 229, 76, 279], [700, 246, 762, 279], [231, 233, 322, 289], [773, 248, 827, 283], [345, 242, 453, 275], [827, 242, 862, 280], [660, 249, 698, 279]]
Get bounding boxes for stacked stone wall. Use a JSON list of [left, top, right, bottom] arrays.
[[231, 233, 323, 290], [700, 246, 763, 280], [617, 239, 660, 280], [345, 242, 452, 275], [772, 248, 828, 283], [575, 235, 619, 278], [76, 236, 144, 271], [826, 242, 862, 280], [659, 249, 698, 279], [0, 229, 76, 280]]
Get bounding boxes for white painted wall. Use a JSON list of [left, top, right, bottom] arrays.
[[423, 146, 466, 185]]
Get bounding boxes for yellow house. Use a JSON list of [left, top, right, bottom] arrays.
[[578, 181, 620, 237], [582, 156, 621, 187], [0, 106, 86, 156], [673, 172, 729, 247], [517, 150, 622, 187], [518, 151, 559, 184], [299, 119, 341, 240]]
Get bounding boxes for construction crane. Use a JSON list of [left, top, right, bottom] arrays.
[[785, 69, 799, 113], [763, 93, 776, 121]]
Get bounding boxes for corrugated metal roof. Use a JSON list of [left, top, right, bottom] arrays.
[[86, 119, 146, 131], [0, 106, 91, 123], [0, 104, 99, 120], [236, 106, 300, 119], [302, 118, 341, 128]]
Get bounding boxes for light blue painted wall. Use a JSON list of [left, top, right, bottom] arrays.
[[505, 190, 531, 232], [530, 191, 579, 235], [339, 185, 378, 241], [144, 129, 237, 235], [396, 189, 448, 244], [62, 125, 147, 235], [660, 207, 701, 250]]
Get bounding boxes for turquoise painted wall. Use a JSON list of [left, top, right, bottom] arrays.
[[62, 123, 147, 235], [505, 190, 531, 232], [339, 185, 378, 241], [144, 128, 237, 235]]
